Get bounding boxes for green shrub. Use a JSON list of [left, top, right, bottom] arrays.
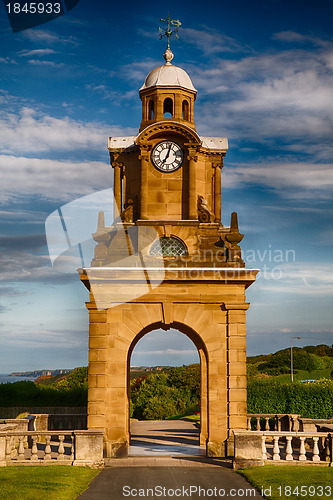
[[130, 367, 200, 420], [248, 379, 333, 418], [0, 381, 87, 407]]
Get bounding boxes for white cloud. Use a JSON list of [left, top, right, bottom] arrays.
[[118, 59, 161, 83], [0, 57, 17, 65], [272, 31, 329, 47], [27, 60, 65, 68], [192, 41, 333, 147], [182, 27, 248, 55], [258, 262, 333, 296], [0, 155, 113, 202], [21, 29, 77, 45], [223, 161, 333, 198], [0, 106, 136, 155], [18, 49, 57, 57]]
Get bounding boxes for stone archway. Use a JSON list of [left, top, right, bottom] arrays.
[[127, 323, 208, 448], [80, 266, 257, 459]]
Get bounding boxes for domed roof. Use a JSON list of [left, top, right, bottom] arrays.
[[140, 64, 196, 92], [140, 49, 196, 92]]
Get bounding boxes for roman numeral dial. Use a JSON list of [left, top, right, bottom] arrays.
[[151, 141, 184, 172]]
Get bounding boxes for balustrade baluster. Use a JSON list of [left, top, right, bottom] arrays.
[[57, 435, 65, 460], [273, 436, 280, 460], [70, 434, 74, 461], [312, 437, 320, 462], [44, 435, 52, 460], [5, 435, 12, 461], [299, 436, 306, 461], [31, 435, 38, 461], [286, 436, 293, 461], [247, 417, 251, 431], [17, 435, 25, 461], [261, 435, 267, 460], [256, 417, 260, 431], [265, 417, 270, 431], [321, 437, 330, 462]]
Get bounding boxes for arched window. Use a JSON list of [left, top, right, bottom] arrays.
[[182, 100, 189, 120], [149, 237, 187, 257], [163, 98, 173, 118], [148, 100, 154, 120]]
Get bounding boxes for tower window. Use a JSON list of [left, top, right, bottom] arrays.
[[182, 100, 189, 120], [148, 100, 154, 120], [149, 237, 187, 257], [163, 98, 173, 118]]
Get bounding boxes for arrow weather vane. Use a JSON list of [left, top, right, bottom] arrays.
[[159, 13, 181, 50]]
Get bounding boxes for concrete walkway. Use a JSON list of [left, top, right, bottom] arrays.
[[77, 421, 264, 499], [129, 419, 206, 456], [78, 465, 264, 499]]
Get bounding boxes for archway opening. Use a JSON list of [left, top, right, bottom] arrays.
[[128, 326, 207, 456], [148, 99, 154, 120], [163, 98, 173, 118], [182, 99, 189, 120]]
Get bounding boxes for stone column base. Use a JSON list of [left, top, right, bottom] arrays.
[[106, 440, 128, 458], [206, 440, 226, 457]]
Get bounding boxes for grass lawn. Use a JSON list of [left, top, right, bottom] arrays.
[[238, 465, 333, 500], [0, 466, 100, 500]]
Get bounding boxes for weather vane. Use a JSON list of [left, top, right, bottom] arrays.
[[159, 13, 181, 50]]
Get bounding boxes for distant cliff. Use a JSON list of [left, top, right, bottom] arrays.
[[9, 369, 72, 378]]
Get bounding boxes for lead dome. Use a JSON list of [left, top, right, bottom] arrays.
[[140, 49, 196, 92]]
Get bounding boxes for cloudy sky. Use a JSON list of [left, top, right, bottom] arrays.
[[0, 0, 332, 372]]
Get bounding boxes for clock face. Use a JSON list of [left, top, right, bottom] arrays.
[[151, 141, 184, 172]]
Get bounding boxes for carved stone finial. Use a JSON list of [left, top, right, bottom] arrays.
[[97, 211, 105, 230], [225, 212, 244, 246], [230, 212, 239, 231], [92, 211, 110, 247], [163, 48, 174, 65]]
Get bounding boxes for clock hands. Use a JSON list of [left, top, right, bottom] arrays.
[[162, 143, 172, 163]]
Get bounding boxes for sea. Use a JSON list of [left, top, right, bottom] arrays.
[[0, 374, 37, 384]]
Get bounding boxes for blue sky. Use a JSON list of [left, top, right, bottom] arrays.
[[0, 0, 332, 372]]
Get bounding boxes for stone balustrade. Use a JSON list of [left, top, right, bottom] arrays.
[[247, 414, 300, 432], [234, 430, 332, 469], [0, 430, 104, 467]]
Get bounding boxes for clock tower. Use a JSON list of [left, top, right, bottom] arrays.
[[79, 33, 258, 459]]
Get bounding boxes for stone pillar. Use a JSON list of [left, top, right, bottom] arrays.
[[224, 303, 249, 432], [206, 319, 228, 457], [139, 147, 150, 219], [174, 93, 182, 121], [188, 149, 198, 220], [113, 162, 122, 218], [199, 348, 208, 445], [122, 167, 127, 208], [213, 163, 222, 223], [87, 306, 107, 435], [156, 93, 164, 121]]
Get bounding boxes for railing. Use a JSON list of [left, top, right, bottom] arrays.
[[262, 432, 331, 462], [233, 430, 332, 469], [247, 414, 300, 432], [0, 430, 104, 466]]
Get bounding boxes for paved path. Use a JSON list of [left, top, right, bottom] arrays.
[[78, 465, 263, 499], [129, 419, 205, 456], [78, 421, 263, 499]]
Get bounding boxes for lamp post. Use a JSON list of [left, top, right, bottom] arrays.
[[291, 337, 302, 382]]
